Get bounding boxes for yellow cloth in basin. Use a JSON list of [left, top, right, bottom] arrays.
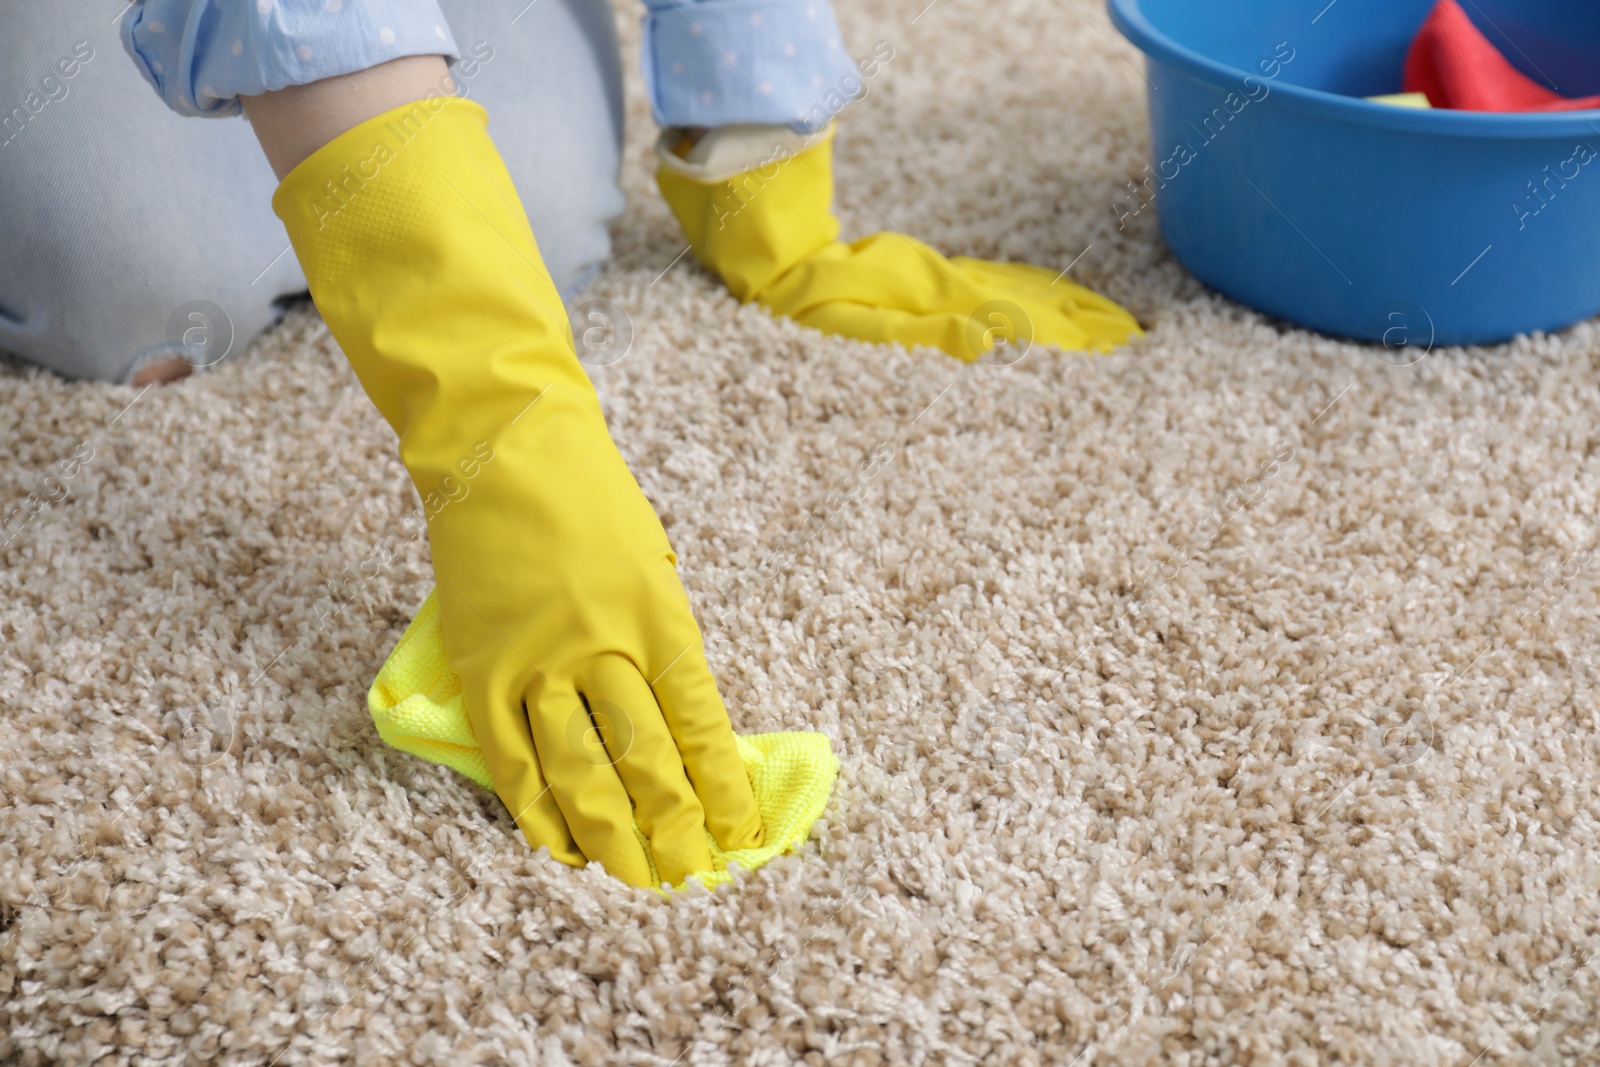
[[1366, 92, 1433, 108], [369, 590, 839, 889]]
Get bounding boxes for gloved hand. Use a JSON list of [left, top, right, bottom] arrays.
[[273, 96, 764, 888], [368, 589, 841, 891], [655, 123, 1142, 361]]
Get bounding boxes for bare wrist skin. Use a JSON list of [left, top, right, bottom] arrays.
[[242, 54, 454, 180]]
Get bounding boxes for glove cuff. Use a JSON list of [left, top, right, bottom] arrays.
[[272, 95, 595, 473], [655, 122, 841, 300], [656, 122, 831, 183]]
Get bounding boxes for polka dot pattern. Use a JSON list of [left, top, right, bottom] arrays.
[[123, 0, 852, 127], [120, 0, 462, 118], [641, 0, 861, 131]]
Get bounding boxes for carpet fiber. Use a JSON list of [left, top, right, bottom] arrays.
[[5, 0, 1600, 1063]]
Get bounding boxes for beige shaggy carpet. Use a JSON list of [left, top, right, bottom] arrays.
[[6, 0, 1600, 1063]]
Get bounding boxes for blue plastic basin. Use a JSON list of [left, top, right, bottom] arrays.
[[1106, 0, 1600, 345]]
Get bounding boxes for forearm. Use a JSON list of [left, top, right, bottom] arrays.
[[241, 55, 453, 181]]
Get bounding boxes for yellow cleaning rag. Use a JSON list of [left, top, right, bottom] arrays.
[[368, 590, 838, 889], [1366, 92, 1433, 108]]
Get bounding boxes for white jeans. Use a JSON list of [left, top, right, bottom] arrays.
[[0, 0, 625, 381]]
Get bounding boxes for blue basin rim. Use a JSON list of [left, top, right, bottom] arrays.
[[1106, 0, 1600, 139]]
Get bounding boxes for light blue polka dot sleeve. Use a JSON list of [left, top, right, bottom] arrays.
[[121, 0, 854, 132], [640, 0, 861, 130], [120, 0, 461, 118]]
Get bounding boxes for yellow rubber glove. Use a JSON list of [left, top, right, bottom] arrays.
[[655, 123, 1142, 362], [273, 96, 763, 888], [368, 588, 840, 890]]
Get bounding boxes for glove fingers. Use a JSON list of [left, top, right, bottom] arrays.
[[578, 654, 715, 887], [783, 301, 980, 361], [1012, 302, 1094, 356], [946, 256, 1093, 306], [765, 238, 1137, 360], [949, 256, 1064, 296], [792, 297, 1093, 362], [526, 678, 656, 888], [764, 234, 979, 319], [951, 256, 1143, 348], [462, 673, 585, 868], [645, 606, 764, 852], [1076, 308, 1146, 352]]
